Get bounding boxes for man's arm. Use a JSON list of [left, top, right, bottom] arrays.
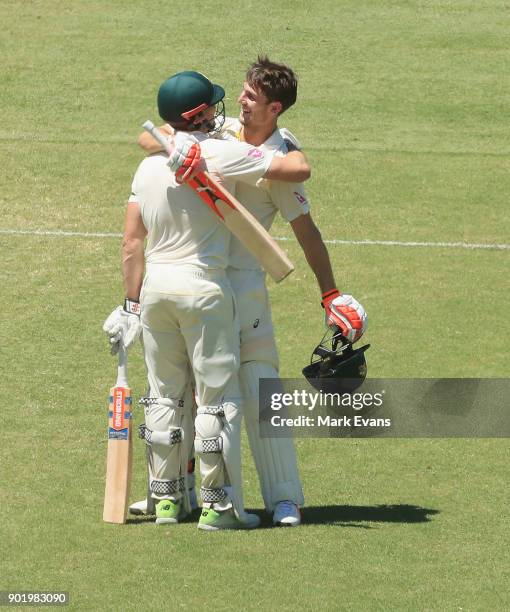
[[291, 212, 367, 341], [264, 150, 310, 183], [122, 202, 147, 300], [290, 212, 336, 293], [137, 124, 173, 154], [138, 126, 310, 183], [102, 202, 146, 354]]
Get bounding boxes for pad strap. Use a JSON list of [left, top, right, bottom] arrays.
[[196, 405, 225, 417], [201, 487, 228, 503], [195, 437, 223, 454], [151, 477, 185, 496], [138, 423, 182, 447], [138, 397, 159, 407]]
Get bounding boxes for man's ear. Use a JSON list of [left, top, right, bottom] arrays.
[[270, 101, 283, 115]]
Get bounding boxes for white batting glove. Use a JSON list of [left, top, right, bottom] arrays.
[[321, 289, 367, 343], [102, 299, 142, 354]]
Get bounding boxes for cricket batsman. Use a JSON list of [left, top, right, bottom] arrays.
[[134, 58, 367, 526]]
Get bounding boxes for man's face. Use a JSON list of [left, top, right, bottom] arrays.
[[193, 104, 216, 132], [237, 81, 281, 128]]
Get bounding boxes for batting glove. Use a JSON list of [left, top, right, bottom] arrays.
[[167, 134, 202, 184], [102, 299, 142, 354], [321, 288, 367, 343]]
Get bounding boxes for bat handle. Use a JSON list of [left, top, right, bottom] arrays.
[[116, 344, 129, 387], [142, 120, 173, 156]]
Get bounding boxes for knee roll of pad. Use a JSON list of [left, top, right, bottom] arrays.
[[194, 406, 224, 455]]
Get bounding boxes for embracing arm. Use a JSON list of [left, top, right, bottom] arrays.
[[138, 123, 174, 154], [139, 123, 310, 182], [264, 150, 310, 183]]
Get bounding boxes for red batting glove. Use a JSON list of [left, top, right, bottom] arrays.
[[174, 142, 202, 184], [168, 138, 203, 184], [321, 288, 368, 343]]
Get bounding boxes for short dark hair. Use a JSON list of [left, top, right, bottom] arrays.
[[245, 55, 297, 114]]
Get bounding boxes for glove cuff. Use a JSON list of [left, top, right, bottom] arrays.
[[321, 288, 340, 308], [124, 298, 141, 316]]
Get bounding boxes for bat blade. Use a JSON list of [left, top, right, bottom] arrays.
[[191, 171, 294, 282], [142, 120, 295, 283], [103, 351, 133, 524]]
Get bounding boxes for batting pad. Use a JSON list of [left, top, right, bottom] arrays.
[[145, 397, 193, 512], [195, 402, 251, 521], [241, 362, 304, 511]]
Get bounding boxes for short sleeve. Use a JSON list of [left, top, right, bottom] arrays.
[[128, 168, 140, 204], [268, 180, 311, 222]]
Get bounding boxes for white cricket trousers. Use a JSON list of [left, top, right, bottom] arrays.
[[140, 263, 242, 505]]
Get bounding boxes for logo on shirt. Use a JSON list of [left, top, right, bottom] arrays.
[[293, 191, 308, 205], [247, 148, 264, 159]]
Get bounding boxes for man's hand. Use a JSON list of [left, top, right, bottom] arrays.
[[102, 300, 142, 354], [167, 134, 202, 184], [321, 289, 367, 343]]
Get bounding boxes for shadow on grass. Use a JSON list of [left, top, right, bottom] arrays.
[[300, 504, 440, 528]]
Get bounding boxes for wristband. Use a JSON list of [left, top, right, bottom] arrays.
[[321, 288, 340, 308], [124, 298, 141, 316]]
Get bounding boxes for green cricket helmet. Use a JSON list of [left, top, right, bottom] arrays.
[[157, 71, 225, 131], [302, 329, 370, 393]]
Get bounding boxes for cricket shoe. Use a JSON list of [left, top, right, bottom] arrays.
[[155, 499, 189, 525], [273, 501, 301, 527], [129, 489, 198, 516], [129, 498, 153, 516], [198, 508, 260, 531]]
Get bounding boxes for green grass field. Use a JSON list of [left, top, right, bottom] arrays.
[[1, 1, 509, 610]]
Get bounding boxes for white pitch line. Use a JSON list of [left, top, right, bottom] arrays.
[[0, 229, 123, 238], [274, 236, 510, 251], [0, 228, 509, 251]]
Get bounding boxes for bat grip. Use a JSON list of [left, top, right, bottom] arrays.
[[116, 344, 129, 387], [142, 120, 173, 156]]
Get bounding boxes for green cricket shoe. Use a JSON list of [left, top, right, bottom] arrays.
[[198, 508, 260, 531], [155, 499, 185, 525]]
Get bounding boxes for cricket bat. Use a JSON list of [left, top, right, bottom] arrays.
[[103, 345, 133, 524], [142, 120, 294, 283]]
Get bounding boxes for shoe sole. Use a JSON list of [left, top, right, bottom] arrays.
[[129, 508, 147, 516], [197, 523, 221, 531], [155, 517, 180, 525]]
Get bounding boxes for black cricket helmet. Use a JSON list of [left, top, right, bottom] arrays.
[[302, 329, 370, 393]]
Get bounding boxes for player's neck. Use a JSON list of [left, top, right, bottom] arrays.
[[240, 122, 277, 147]]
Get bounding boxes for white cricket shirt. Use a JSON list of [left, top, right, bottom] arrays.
[[220, 117, 311, 270], [128, 133, 274, 268]]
